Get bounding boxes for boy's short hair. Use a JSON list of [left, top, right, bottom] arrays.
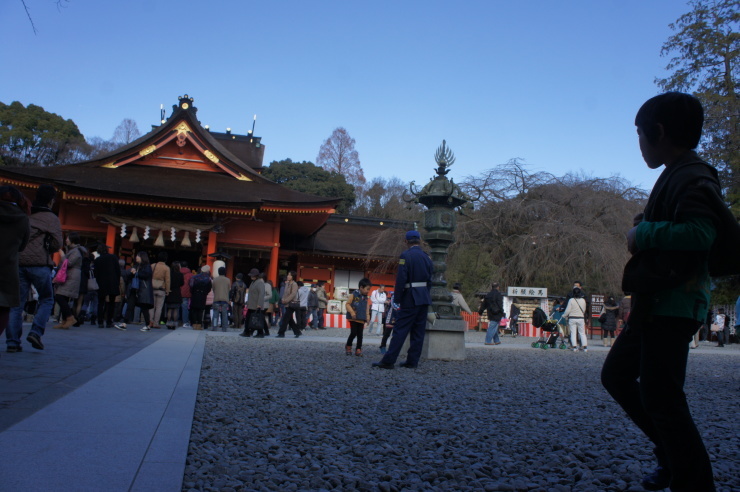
[[359, 277, 371, 289], [218, 266, 226, 275], [635, 92, 703, 149]]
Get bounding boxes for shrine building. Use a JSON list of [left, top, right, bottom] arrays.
[[0, 95, 402, 294]]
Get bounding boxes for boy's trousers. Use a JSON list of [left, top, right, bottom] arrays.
[[601, 316, 715, 492]]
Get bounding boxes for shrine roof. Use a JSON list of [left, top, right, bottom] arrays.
[[0, 95, 339, 211], [0, 163, 338, 208]]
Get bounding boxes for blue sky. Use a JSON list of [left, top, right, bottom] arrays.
[[1, 0, 692, 191]]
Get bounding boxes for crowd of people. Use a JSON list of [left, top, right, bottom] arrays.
[[0, 183, 345, 350]]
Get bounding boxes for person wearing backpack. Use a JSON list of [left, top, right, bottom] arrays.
[[345, 278, 371, 356], [6, 184, 62, 353], [478, 282, 504, 346], [230, 273, 247, 330]]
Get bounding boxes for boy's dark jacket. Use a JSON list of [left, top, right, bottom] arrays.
[[623, 151, 740, 310]]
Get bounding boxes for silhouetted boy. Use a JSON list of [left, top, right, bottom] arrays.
[[601, 92, 720, 491]]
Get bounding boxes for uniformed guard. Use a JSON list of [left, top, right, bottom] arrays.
[[372, 230, 433, 369]]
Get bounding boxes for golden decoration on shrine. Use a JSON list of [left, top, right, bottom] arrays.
[[139, 145, 157, 157]]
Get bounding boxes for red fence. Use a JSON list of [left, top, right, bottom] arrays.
[[323, 312, 540, 337]]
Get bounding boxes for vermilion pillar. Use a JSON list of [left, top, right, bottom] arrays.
[[106, 224, 117, 253], [268, 221, 280, 284], [206, 230, 218, 271]]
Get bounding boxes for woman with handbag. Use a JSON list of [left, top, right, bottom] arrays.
[[277, 271, 300, 337], [241, 268, 266, 337], [52, 232, 86, 330], [115, 252, 154, 331]]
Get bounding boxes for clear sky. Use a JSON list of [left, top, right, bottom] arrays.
[[1, 0, 692, 192]]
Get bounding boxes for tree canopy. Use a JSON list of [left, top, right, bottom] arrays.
[[316, 127, 365, 187], [262, 158, 356, 213], [351, 176, 424, 221], [656, 0, 740, 213], [0, 101, 88, 167]]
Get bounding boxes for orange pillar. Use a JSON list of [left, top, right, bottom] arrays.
[[106, 224, 117, 253], [206, 230, 217, 271], [268, 221, 281, 284], [57, 201, 67, 230]]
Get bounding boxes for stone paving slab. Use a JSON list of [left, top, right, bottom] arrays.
[[0, 325, 204, 492], [0, 322, 172, 432]]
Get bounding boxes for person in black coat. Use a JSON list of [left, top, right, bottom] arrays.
[[599, 296, 619, 347], [165, 261, 184, 329], [479, 283, 505, 345], [116, 251, 154, 332], [0, 186, 31, 338], [508, 300, 521, 337], [94, 244, 121, 328]]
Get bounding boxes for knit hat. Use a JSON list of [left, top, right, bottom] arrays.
[[33, 184, 57, 207], [201, 265, 211, 273]]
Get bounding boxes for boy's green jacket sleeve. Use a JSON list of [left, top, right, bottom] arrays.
[[636, 217, 716, 252]]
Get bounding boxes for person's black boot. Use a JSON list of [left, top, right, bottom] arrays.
[[642, 466, 671, 491]]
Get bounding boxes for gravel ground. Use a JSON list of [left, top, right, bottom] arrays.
[[183, 328, 739, 491]]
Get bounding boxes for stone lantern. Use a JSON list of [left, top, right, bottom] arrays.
[[405, 141, 475, 360]]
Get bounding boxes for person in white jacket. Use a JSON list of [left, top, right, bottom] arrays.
[[369, 285, 387, 335], [564, 287, 588, 352]]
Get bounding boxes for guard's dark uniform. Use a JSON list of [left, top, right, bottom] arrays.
[[380, 244, 434, 366]]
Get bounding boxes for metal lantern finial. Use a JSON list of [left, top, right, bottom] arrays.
[[434, 140, 455, 176]]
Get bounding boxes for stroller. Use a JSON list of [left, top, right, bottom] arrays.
[[531, 307, 568, 350]]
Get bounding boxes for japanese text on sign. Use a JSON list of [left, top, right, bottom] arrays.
[[507, 287, 547, 298]]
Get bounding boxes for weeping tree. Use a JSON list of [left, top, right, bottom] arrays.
[[447, 159, 646, 303]]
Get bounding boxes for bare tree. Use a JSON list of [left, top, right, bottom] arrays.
[[86, 136, 118, 159], [316, 127, 365, 187], [112, 118, 141, 145], [20, 0, 69, 35]]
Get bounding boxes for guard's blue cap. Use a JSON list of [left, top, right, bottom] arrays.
[[405, 230, 420, 241]]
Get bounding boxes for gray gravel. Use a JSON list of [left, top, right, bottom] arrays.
[[183, 329, 739, 491]]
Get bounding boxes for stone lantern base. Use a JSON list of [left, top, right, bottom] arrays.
[[401, 316, 467, 361]]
